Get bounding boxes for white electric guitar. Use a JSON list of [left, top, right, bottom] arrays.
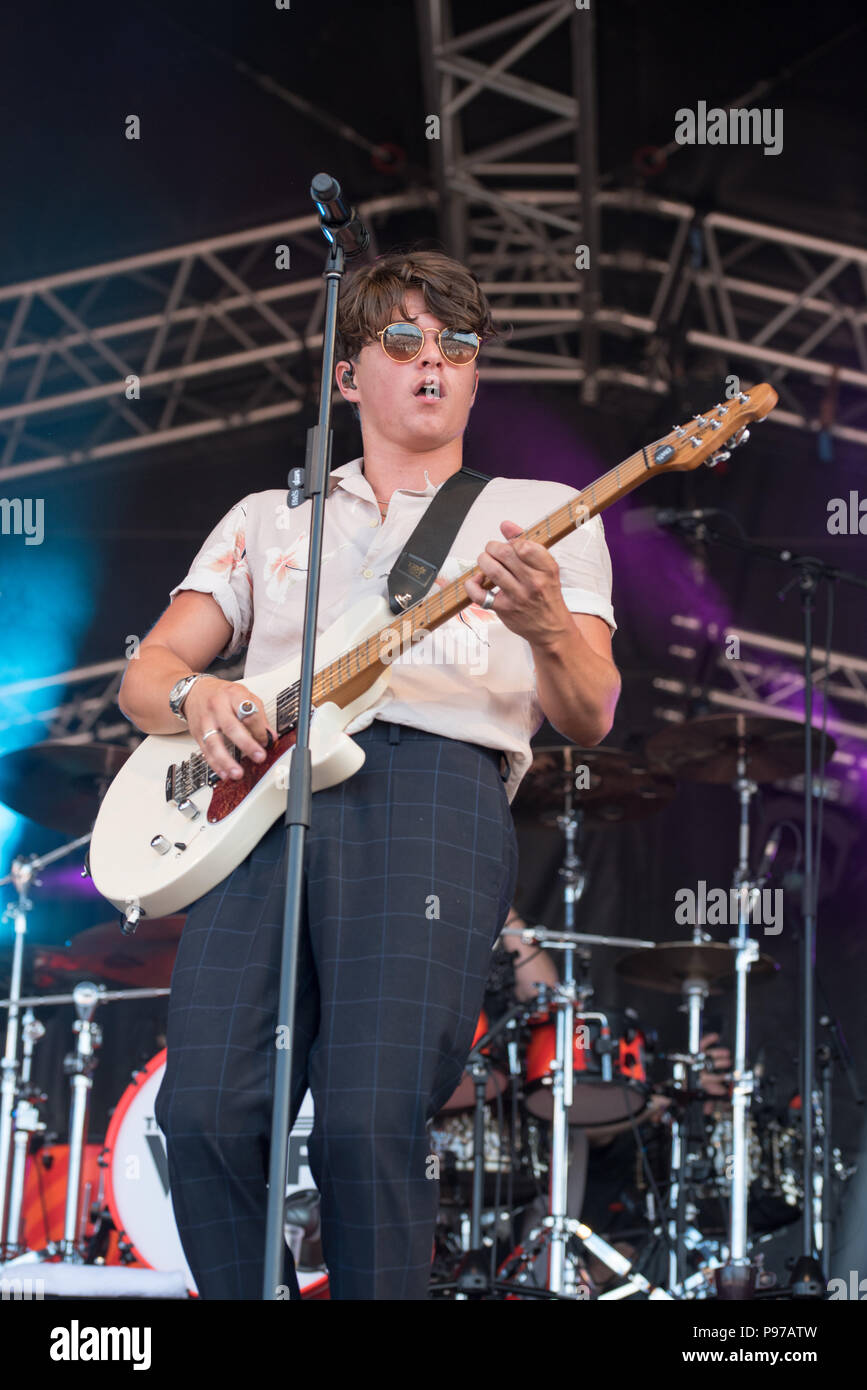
[[89, 386, 778, 921]]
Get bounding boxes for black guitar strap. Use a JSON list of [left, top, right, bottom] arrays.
[[386, 466, 492, 614]]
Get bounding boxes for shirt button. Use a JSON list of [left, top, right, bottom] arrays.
[[363, 568, 374, 579], [369, 519, 379, 528]]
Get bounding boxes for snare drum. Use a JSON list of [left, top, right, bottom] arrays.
[[524, 1007, 649, 1126]]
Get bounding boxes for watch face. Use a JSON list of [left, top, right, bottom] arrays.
[[171, 677, 193, 712]]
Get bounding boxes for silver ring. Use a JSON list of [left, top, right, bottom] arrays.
[[236, 699, 258, 720], [482, 591, 497, 610], [202, 728, 219, 741]]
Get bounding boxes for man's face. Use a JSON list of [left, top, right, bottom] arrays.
[[336, 287, 479, 453]]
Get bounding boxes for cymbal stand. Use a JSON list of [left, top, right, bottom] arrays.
[[0, 834, 90, 1255], [466, 1002, 524, 1254], [548, 757, 584, 1295], [4, 1010, 46, 1257], [0, 985, 170, 1269], [666, 938, 710, 1290], [816, 1011, 862, 1259], [716, 742, 760, 1298], [60, 982, 102, 1262]]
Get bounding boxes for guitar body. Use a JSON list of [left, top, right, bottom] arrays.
[[89, 595, 394, 919]]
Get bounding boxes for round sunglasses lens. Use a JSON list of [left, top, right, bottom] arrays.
[[382, 324, 424, 361], [441, 330, 479, 364]]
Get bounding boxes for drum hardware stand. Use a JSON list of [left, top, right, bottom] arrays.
[[715, 741, 762, 1300], [3, 1011, 46, 1259], [60, 982, 102, 1262], [667, 521, 867, 1282], [817, 1011, 861, 1261], [548, 773, 583, 1295], [666, 934, 713, 1290], [541, 1216, 674, 1300], [512, 936, 656, 1298], [0, 985, 170, 1271], [466, 1009, 516, 1258], [439, 1000, 527, 1299], [0, 835, 90, 1257]]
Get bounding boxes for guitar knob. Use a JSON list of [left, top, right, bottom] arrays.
[[150, 834, 172, 855]]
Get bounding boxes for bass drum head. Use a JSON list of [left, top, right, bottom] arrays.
[[103, 1051, 328, 1297]]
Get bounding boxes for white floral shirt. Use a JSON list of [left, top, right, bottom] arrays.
[[169, 457, 616, 802]]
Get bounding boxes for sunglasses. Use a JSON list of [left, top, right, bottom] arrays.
[[375, 322, 481, 366]]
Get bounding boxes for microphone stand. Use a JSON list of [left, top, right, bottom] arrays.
[[663, 515, 867, 1292], [262, 175, 369, 1300]]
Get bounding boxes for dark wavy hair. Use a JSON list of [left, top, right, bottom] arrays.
[[336, 247, 507, 363]]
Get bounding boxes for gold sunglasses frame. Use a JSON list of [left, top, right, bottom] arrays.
[[375, 322, 481, 366]]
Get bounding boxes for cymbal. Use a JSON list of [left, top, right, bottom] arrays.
[[514, 744, 676, 827], [0, 740, 130, 836], [32, 917, 184, 990], [645, 714, 834, 785], [615, 941, 779, 995]]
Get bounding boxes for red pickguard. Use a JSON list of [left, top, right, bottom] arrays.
[[206, 730, 298, 824]]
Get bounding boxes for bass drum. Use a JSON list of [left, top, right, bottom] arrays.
[[102, 1050, 329, 1297]]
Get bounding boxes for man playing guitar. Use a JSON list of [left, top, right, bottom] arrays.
[[116, 249, 620, 1300]]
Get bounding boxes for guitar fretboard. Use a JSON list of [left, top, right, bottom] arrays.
[[273, 439, 661, 730]]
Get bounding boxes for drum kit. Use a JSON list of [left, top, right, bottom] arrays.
[[0, 715, 855, 1299], [426, 715, 854, 1300]]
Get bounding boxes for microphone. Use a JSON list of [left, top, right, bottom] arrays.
[[755, 824, 784, 881], [310, 174, 370, 259], [622, 506, 723, 535]]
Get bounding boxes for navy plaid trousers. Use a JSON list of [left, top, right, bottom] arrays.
[[154, 720, 519, 1301]]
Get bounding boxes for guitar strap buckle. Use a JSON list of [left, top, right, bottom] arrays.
[[386, 468, 491, 615]]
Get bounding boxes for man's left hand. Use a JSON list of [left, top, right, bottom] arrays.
[[464, 520, 572, 649]]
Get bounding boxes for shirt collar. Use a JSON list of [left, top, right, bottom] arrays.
[[329, 457, 442, 501]]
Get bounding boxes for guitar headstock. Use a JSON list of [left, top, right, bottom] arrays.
[[647, 383, 778, 474]]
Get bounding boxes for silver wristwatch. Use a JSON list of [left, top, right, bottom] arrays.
[[169, 673, 204, 723]]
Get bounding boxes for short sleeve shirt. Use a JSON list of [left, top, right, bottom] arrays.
[[169, 457, 616, 802]]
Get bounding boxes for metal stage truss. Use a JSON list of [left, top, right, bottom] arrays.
[[416, 0, 867, 443], [0, 14, 864, 485], [0, 0, 864, 764]]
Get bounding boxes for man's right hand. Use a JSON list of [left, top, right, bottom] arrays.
[[183, 677, 277, 781]]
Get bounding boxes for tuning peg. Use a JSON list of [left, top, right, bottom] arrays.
[[706, 450, 731, 468]]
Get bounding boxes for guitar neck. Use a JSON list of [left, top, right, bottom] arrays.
[[298, 441, 653, 717]]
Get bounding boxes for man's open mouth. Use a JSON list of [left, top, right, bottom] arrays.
[[414, 377, 443, 399]]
